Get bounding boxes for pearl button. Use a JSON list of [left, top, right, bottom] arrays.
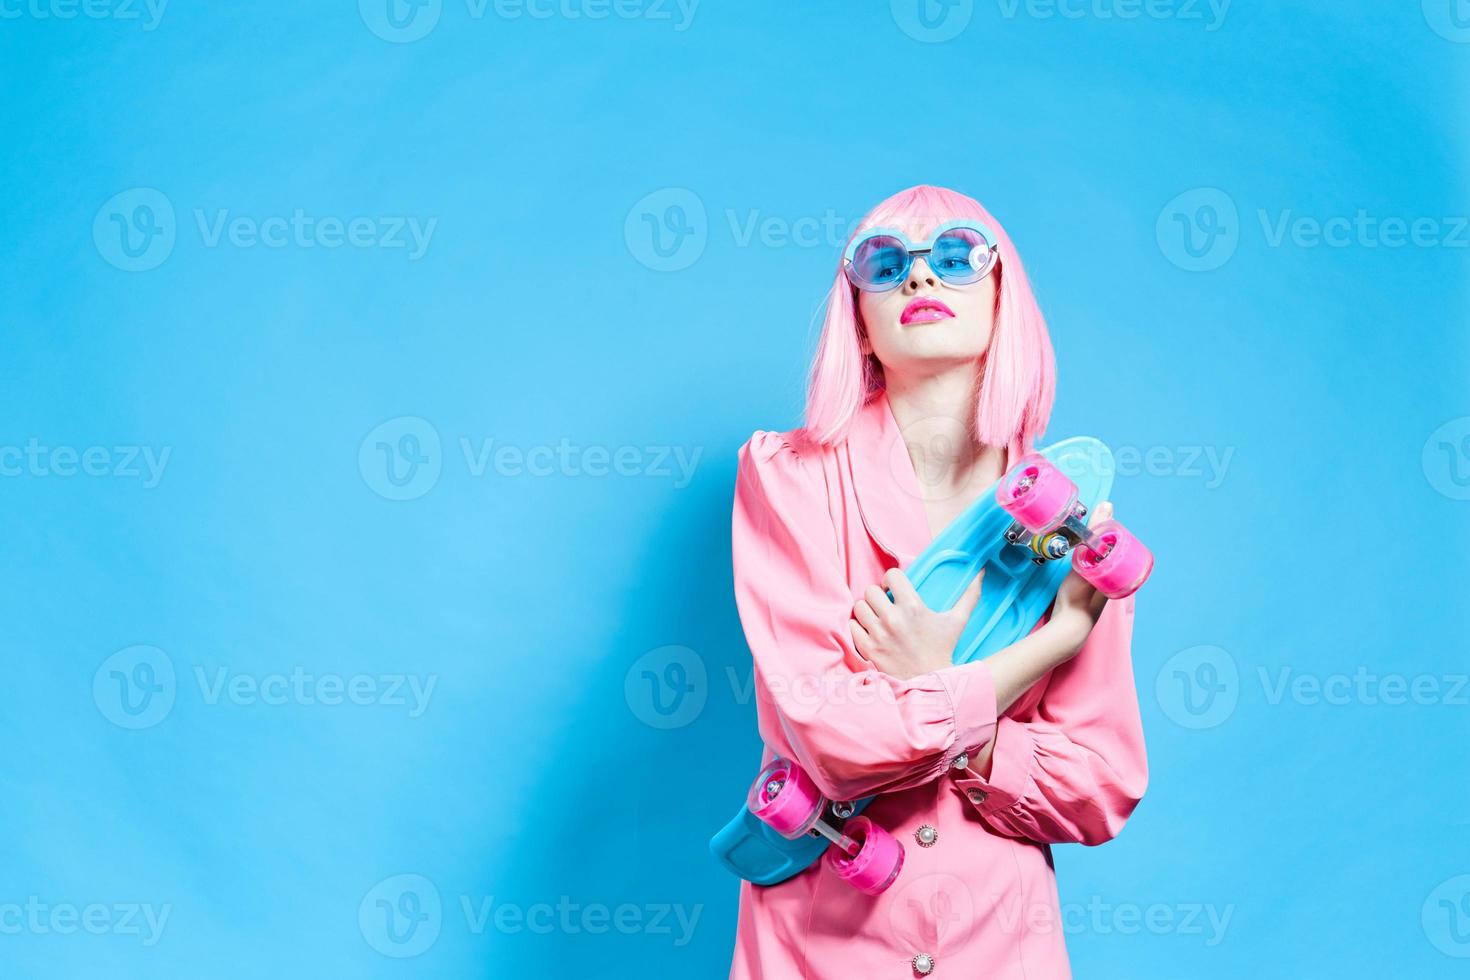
[[951, 752, 969, 770], [915, 824, 937, 848], [912, 952, 935, 975], [967, 788, 988, 805]]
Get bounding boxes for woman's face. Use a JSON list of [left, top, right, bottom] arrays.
[[855, 219, 999, 377]]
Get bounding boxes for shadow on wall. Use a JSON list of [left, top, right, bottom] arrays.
[[487, 450, 761, 977]]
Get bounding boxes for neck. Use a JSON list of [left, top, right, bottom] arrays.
[[884, 363, 1004, 499]]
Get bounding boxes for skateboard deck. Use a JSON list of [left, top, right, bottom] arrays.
[[710, 437, 1116, 886]]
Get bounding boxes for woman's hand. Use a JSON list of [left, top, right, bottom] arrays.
[[850, 567, 984, 680], [1042, 500, 1115, 656]]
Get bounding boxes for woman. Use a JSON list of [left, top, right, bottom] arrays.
[[727, 184, 1148, 978]]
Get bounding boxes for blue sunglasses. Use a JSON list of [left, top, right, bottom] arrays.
[[843, 220, 999, 293]]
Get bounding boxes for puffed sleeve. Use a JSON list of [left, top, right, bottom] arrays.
[[953, 594, 1148, 845], [732, 430, 999, 804]]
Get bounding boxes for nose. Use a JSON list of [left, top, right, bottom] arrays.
[[903, 256, 938, 294]]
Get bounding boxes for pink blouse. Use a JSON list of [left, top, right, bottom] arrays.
[[726, 394, 1148, 979]]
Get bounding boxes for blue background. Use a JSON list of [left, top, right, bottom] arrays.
[[2, 1, 1468, 977]]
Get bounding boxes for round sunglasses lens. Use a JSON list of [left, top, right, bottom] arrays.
[[931, 230, 990, 283], [850, 236, 909, 289]]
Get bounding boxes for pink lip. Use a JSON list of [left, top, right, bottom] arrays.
[[900, 296, 956, 325]]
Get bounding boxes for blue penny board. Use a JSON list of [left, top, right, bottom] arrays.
[[709, 437, 1115, 886]]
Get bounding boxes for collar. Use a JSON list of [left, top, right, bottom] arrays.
[[843, 393, 935, 566]]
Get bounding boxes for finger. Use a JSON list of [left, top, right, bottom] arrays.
[[864, 584, 893, 618], [1090, 500, 1114, 525], [849, 619, 875, 659], [882, 567, 922, 608], [853, 599, 882, 634], [948, 567, 986, 621]]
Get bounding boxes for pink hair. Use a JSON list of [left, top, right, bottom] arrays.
[[802, 184, 1056, 455]]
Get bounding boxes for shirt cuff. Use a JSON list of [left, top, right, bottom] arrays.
[[932, 659, 998, 767], [954, 715, 1036, 814]]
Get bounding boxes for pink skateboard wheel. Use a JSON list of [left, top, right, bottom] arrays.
[[824, 816, 905, 895], [1073, 519, 1153, 599], [747, 758, 825, 839], [996, 453, 1078, 534]]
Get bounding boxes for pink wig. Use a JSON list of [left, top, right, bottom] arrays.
[[802, 185, 1056, 454]]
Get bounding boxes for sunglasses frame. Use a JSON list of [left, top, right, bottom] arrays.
[[842, 219, 1000, 293]]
